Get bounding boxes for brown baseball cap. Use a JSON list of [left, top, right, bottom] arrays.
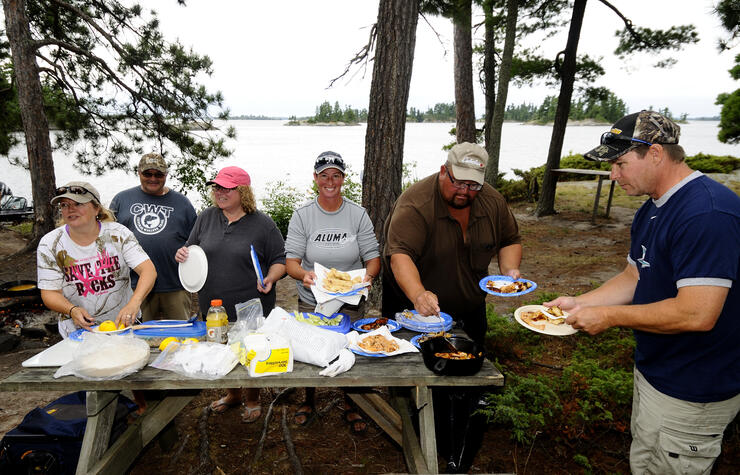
[[138, 153, 168, 174]]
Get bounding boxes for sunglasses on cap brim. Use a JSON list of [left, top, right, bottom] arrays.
[[55, 185, 97, 200], [600, 132, 653, 148]]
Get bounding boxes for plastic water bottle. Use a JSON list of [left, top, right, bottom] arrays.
[[206, 299, 228, 344]]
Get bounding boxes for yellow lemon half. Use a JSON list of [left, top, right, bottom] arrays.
[[118, 322, 128, 330], [159, 336, 179, 352], [182, 338, 199, 345], [98, 320, 117, 332]]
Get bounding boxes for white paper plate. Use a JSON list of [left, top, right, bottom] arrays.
[[178, 245, 208, 292], [514, 305, 577, 336]]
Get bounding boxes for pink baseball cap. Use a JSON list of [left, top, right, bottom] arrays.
[[206, 166, 251, 188]]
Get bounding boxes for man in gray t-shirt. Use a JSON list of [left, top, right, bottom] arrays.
[[110, 153, 197, 320]]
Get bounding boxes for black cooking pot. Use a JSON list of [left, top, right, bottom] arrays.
[[0, 280, 40, 298], [419, 336, 485, 376]]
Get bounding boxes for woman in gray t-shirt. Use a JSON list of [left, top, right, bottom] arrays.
[[285, 151, 380, 432]]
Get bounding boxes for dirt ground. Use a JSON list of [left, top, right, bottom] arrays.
[[0, 199, 738, 474]]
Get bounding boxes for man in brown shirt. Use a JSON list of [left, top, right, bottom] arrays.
[[382, 142, 522, 343]]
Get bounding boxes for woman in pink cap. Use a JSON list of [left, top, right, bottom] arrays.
[[175, 166, 286, 423]]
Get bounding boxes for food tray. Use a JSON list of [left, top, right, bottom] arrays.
[[291, 312, 351, 333], [394, 310, 453, 333], [69, 320, 207, 347]]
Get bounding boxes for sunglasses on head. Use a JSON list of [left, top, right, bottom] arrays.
[[141, 170, 165, 178], [212, 184, 236, 192], [55, 185, 96, 199], [315, 154, 345, 168], [600, 132, 653, 148]]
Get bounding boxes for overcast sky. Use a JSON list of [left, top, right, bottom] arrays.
[[155, 0, 736, 118]]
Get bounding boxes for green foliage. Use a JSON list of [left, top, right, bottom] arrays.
[[506, 89, 627, 123], [685, 153, 740, 173], [402, 161, 420, 191], [261, 181, 305, 238], [3, 0, 233, 196], [7, 221, 33, 237], [484, 372, 561, 444], [573, 454, 592, 471], [307, 101, 366, 124], [615, 25, 699, 64], [407, 102, 457, 122], [716, 88, 740, 144]]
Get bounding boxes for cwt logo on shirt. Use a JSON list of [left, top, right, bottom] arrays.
[[312, 228, 356, 248], [129, 203, 174, 235]]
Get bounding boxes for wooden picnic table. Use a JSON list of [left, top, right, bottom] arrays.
[[552, 168, 616, 223], [0, 330, 503, 474]]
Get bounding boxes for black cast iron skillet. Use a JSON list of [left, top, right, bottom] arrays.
[[0, 280, 40, 298]]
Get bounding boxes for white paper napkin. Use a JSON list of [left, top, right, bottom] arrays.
[[310, 262, 369, 306]]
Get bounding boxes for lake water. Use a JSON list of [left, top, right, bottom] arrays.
[[2, 120, 737, 208]]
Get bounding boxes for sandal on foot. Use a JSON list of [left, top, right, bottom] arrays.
[[209, 396, 240, 414], [343, 409, 368, 434], [294, 404, 317, 427], [241, 404, 262, 424]]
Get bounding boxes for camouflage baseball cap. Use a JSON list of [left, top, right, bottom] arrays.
[[584, 110, 681, 162], [138, 153, 168, 174]]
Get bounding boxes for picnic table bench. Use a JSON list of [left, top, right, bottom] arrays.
[[0, 330, 503, 474], [552, 168, 616, 223]]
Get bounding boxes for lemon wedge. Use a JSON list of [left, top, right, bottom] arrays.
[[98, 320, 117, 332], [159, 336, 179, 352]]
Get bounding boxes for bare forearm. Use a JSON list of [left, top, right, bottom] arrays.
[[365, 257, 380, 278], [265, 263, 286, 283], [131, 260, 156, 306], [286, 258, 305, 280], [497, 244, 522, 277], [390, 254, 425, 301]]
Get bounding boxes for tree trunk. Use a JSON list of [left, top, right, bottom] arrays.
[[482, 1, 496, 167], [363, 0, 419, 307], [3, 0, 56, 245], [484, 0, 519, 186], [535, 0, 587, 217], [454, 0, 475, 144]]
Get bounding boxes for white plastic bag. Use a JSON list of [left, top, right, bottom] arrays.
[[54, 332, 150, 380], [150, 341, 238, 380], [261, 307, 348, 367], [232, 298, 265, 339]]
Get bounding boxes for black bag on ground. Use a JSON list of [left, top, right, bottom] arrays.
[[0, 391, 137, 474]]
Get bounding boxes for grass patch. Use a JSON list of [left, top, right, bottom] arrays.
[[6, 221, 33, 237]]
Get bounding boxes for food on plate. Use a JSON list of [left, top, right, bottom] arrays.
[[520, 309, 566, 330], [322, 267, 362, 293], [400, 310, 415, 319], [159, 336, 180, 351], [418, 331, 452, 344], [292, 312, 342, 327], [360, 317, 389, 331], [98, 320, 117, 332], [546, 305, 565, 317], [486, 279, 532, 293], [434, 351, 478, 360], [358, 334, 399, 353]]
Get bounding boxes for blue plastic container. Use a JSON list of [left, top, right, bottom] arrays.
[[290, 312, 351, 334]]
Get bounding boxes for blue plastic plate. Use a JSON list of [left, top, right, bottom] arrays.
[[479, 275, 537, 297], [291, 312, 351, 334], [250, 245, 265, 286], [395, 311, 453, 333], [352, 318, 401, 333], [350, 347, 390, 358]]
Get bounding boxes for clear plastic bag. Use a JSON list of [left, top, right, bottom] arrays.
[[150, 341, 238, 380], [53, 332, 150, 381], [230, 298, 265, 346]]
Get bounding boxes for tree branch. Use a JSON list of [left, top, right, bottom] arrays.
[[327, 23, 377, 89]]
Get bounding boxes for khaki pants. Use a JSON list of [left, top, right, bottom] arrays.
[[140, 290, 193, 321], [630, 367, 740, 475]]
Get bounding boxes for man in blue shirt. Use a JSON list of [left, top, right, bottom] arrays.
[[547, 110, 740, 474], [111, 153, 197, 320]]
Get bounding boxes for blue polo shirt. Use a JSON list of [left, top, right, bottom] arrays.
[[629, 172, 740, 402]]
